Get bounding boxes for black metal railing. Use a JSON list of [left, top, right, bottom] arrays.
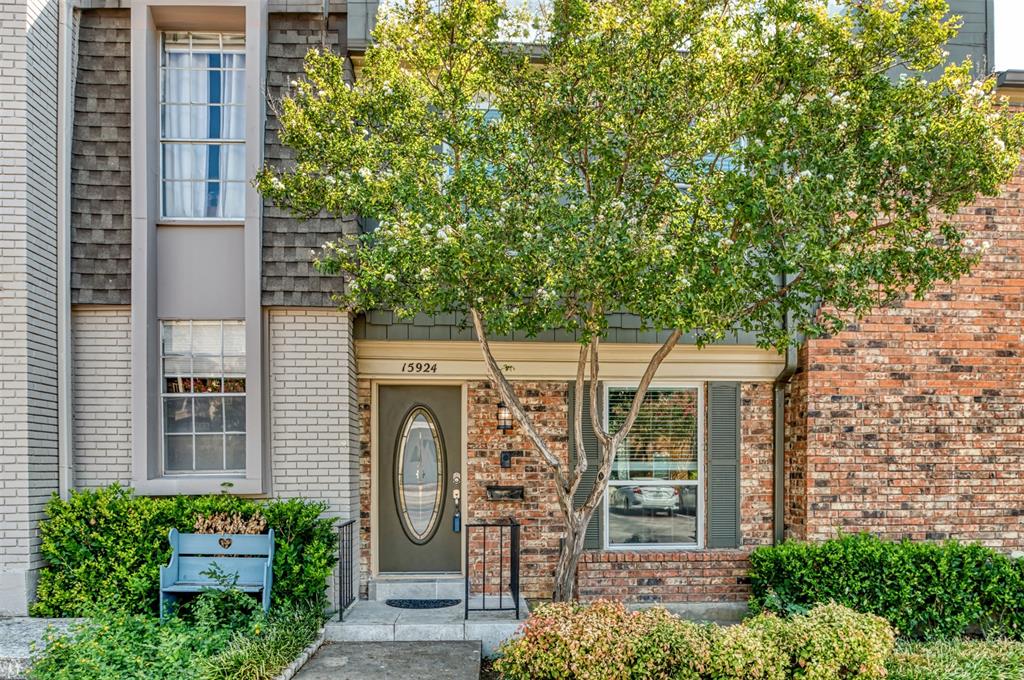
[[464, 518, 520, 620], [337, 519, 356, 621]]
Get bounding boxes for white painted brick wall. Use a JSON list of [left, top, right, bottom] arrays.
[[0, 0, 61, 614], [72, 308, 132, 488], [269, 308, 360, 609]]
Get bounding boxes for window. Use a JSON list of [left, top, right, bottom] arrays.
[[161, 320, 246, 473], [605, 386, 702, 548], [160, 32, 246, 219]]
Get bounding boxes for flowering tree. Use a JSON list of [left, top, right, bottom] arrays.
[[257, 0, 1023, 600]]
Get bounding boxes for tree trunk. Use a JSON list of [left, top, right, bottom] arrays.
[[552, 515, 588, 601]]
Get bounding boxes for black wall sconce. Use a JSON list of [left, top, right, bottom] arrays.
[[496, 401, 513, 431]]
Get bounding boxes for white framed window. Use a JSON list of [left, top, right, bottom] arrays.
[[160, 32, 246, 220], [604, 384, 704, 549], [160, 320, 246, 474]]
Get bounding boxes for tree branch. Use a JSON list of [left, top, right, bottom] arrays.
[[470, 309, 572, 508], [568, 342, 589, 499]]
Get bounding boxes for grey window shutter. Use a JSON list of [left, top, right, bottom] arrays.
[[707, 382, 741, 549], [567, 382, 603, 549]]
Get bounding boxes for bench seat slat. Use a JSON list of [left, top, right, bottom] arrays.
[[163, 583, 264, 593], [178, 556, 267, 584]]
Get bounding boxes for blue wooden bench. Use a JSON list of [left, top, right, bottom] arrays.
[[159, 528, 274, 620]]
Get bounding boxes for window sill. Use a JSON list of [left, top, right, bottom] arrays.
[[157, 219, 246, 228], [132, 474, 263, 496]]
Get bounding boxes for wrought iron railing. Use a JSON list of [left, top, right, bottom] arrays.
[[464, 518, 521, 620], [337, 518, 356, 621]]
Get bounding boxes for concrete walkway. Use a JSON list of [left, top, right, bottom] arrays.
[[292, 641, 481, 680], [0, 618, 80, 680]]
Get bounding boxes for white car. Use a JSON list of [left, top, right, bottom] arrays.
[[611, 486, 679, 514]]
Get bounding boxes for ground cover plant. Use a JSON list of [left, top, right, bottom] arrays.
[[31, 484, 337, 618], [494, 600, 895, 680], [887, 639, 1024, 680], [749, 533, 1024, 640], [28, 594, 324, 680], [258, 0, 1024, 600]]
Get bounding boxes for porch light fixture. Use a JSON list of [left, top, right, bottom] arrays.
[[496, 402, 513, 431]]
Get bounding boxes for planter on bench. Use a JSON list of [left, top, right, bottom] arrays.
[[159, 528, 275, 621]]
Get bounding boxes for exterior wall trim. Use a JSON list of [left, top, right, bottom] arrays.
[[357, 340, 785, 381], [130, 0, 267, 495]]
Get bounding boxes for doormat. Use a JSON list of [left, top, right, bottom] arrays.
[[385, 598, 461, 609]]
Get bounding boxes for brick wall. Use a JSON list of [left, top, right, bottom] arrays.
[[785, 163, 1024, 550], [465, 381, 568, 599], [358, 378, 773, 602], [268, 309, 360, 609], [0, 0, 61, 615], [71, 308, 132, 488]]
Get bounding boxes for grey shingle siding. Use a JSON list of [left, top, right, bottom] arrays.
[[263, 12, 357, 307], [355, 311, 760, 345], [71, 9, 131, 305]]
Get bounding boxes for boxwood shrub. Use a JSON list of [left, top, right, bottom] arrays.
[[31, 485, 337, 618], [749, 533, 1024, 641], [494, 600, 894, 680]]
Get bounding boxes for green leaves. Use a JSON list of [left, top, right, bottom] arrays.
[[31, 485, 338, 618], [258, 0, 1023, 349], [749, 533, 1024, 641]]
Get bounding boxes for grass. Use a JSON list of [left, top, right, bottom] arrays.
[[888, 639, 1024, 680]]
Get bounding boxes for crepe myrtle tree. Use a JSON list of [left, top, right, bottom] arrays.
[[257, 0, 1023, 600]]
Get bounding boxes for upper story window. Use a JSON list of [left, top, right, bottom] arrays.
[[161, 32, 246, 220], [161, 320, 246, 474], [605, 385, 703, 548]]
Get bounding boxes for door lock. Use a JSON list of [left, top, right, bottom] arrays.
[[452, 472, 462, 533]]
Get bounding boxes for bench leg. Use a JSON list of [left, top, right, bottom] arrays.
[[261, 587, 271, 614], [160, 591, 176, 622]]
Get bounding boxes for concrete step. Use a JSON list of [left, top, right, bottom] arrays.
[[292, 641, 480, 680], [327, 597, 527, 657], [368, 575, 465, 601]]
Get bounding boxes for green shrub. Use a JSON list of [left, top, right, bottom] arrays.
[[494, 601, 894, 680], [749, 533, 1024, 640], [887, 639, 1024, 680], [31, 485, 337, 618]]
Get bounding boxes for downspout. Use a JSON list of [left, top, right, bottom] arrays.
[[772, 277, 798, 545], [56, 0, 77, 499]]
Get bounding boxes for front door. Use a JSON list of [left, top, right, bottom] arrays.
[[378, 385, 462, 573]]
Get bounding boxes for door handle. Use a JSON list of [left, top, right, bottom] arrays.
[[452, 472, 462, 533]]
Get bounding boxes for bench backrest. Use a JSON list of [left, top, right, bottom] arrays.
[[166, 528, 274, 584]]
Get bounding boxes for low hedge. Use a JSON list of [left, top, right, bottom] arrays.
[[31, 485, 337, 618], [749, 533, 1024, 641], [494, 601, 894, 680]]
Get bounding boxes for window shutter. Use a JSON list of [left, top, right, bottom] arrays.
[[707, 382, 741, 549], [567, 382, 603, 549]]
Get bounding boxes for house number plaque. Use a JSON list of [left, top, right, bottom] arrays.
[[400, 362, 438, 374]]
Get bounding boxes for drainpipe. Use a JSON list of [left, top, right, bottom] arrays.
[[56, 0, 76, 499], [772, 277, 799, 545]]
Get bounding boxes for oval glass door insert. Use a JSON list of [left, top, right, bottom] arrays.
[[395, 406, 446, 544]]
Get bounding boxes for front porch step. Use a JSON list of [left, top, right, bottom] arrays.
[[328, 597, 528, 657], [368, 575, 466, 601]]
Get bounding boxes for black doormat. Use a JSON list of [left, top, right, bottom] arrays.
[[385, 598, 461, 609]]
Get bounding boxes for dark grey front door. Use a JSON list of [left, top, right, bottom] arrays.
[[379, 385, 462, 573]]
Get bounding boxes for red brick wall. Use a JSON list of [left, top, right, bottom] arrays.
[[358, 379, 775, 601], [785, 164, 1024, 550]]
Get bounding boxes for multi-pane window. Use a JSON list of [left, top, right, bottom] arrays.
[[160, 32, 246, 219], [161, 321, 246, 473], [606, 386, 702, 547]]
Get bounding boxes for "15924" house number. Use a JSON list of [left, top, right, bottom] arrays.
[[401, 362, 438, 373]]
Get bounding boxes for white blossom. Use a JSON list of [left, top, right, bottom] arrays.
[[384, 273, 396, 282]]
